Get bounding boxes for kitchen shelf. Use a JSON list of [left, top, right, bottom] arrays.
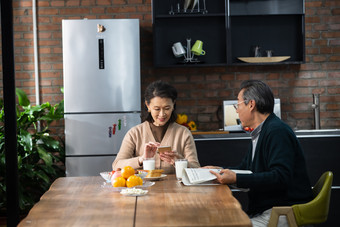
[[152, 0, 305, 67], [154, 13, 225, 19], [237, 56, 291, 63]]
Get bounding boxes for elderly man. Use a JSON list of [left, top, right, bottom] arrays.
[[208, 80, 313, 227]]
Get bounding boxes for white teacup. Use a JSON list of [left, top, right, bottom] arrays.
[[175, 159, 188, 181], [172, 42, 186, 57], [143, 158, 155, 171]]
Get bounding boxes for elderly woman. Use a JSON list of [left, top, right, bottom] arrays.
[[112, 80, 200, 173]]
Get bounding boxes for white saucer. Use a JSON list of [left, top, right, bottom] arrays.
[[101, 181, 155, 192], [120, 188, 148, 197], [144, 174, 167, 181]]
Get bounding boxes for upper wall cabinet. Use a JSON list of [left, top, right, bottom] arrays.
[[152, 0, 227, 67], [227, 0, 305, 65], [152, 0, 305, 67]]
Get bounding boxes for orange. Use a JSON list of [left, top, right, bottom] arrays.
[[112, 176, 126, 187], [126, 175, 143, 188], [121, 166, 135, 179]]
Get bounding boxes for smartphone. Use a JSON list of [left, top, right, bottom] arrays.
[[157, 146, 171, 154]]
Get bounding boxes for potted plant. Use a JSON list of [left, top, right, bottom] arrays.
[[0, 88, 65, 217]]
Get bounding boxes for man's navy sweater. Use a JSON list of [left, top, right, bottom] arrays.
[[229, 113, 313, 216]]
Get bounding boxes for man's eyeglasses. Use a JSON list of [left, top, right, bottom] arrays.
[[233, 101, 246, 110]]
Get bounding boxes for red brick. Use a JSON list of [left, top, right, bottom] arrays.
[[20, 1, 32, 7], [329, 56, 340, 61], [306, 47, 319, 54], [325, 1, 340, 7], [60, 8, 91, 15], [108, 6, 137, 13], [82, 0, 96, 6], [305, 1, 323, 8], [326, 104, 340, 110], [314, 39, 328, 46], [305, 16, 321, 23], [51, 1, 65, 7], [23, 47, 34, 54], [38, 17, 52, 23], [323, 15, 340, 24], [289, 79, 318, 87], [66, 0, 80, 7], [322, 31, 340, 38], [38, 8, 59, 15], [38, 40, 61, 46], [38, 25, 61, 31], [92, 8, 105, 14], [38, 32, 52, 39], [316, 9, 331, 15], [130, 0, 144, 4], [305, 31, 320, 39], [40, 63, 53, 70], [328, 72, 340, 78], [321, 62, 340, 70], [219, 90, 232, 97], [312, 55, 327, 62], [330, 24, 340, 30], [311, 88, 325, 94], [97, 0, 111, 6], [16, 72, 31, 79], [328, 88, 340, 94], [320, 80, 340, 86], [266, 73, 280, 80], [38, 1, 50, 7]]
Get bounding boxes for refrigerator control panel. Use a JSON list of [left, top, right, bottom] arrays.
[[99, 39, 104, 69]]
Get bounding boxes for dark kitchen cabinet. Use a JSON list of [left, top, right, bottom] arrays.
[[227, 0, 305, 65], [193, 131, 340, 227], [152, 0, 305, 67], [152, 0, 227, 67]]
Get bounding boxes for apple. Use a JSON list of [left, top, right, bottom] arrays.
[[110, 171, 122, 181]]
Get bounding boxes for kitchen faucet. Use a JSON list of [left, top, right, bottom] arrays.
[[312, 93, 320, 129]]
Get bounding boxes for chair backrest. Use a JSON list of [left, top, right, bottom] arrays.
[[292, 171, 333, 226]]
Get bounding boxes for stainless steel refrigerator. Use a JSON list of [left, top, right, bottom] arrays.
[[62, 19, 141, 176]]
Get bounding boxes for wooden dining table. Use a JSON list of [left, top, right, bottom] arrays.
[[18, 175, 251, 227]]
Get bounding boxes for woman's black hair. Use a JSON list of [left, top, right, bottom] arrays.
[[142, 80, 177, 123], [240, 80, 274, 114]]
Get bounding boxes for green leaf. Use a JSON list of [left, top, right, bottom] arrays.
[[41, 137, 61, 150], [16, 88, 30, 107], [18, 129, 33, 152], [35, 170, 50, 184], [0, 88, 65, 213], [37, 146, 53, 166]]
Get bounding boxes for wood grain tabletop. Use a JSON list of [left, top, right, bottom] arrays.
[[18, 175, 251, 227]]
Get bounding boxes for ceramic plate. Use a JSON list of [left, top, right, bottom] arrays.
[[100, 172, 112, 182], [237, 56, 291, 63], [101, 181, 155, 192], [144, 174, 167, 181], [120, 188, 148, 197]]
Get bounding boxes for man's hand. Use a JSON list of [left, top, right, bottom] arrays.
[[201, 165, 222, 169], [210, 169, 236, 185]]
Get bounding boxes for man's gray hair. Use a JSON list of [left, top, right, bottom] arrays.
[[240, 80, 274, 114]]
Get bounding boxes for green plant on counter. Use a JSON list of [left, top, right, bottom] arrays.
[[0, 88, 65, 214]]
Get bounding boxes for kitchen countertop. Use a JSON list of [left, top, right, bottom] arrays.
[[192, 129, 340, 140]]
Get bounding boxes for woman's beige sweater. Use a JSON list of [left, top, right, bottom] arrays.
[[112, 121, 200, 173]]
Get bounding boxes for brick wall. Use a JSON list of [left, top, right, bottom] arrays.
[[0, 0, 339, 133]]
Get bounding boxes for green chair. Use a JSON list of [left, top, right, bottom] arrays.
[[268, 171, 333, 227]]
